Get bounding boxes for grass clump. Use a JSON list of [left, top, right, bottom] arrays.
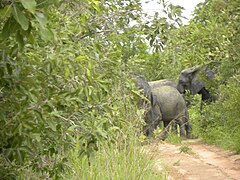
[[63, 137, 163, 180], [165, 132, 182, 145], [179, 144, 194, 155]]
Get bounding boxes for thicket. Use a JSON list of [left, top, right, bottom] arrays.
[[0, 0, 159, 178], [138, 0, 240, 152]]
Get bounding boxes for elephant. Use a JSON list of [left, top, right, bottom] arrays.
[[133, 75, 152, 110], [146, 86, 191, 140], [149, 66, 212, 103], [134, 75, 190, 140], [133, 75, 156, 125], [149, 79, 177, 89]]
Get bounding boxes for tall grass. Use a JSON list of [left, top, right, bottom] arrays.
[[63, 137, 162, 180]]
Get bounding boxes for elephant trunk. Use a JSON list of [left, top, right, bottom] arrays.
[[176, 82, 186, 94]]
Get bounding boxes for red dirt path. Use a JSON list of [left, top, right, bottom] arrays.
[[144, 139, 240, 180]]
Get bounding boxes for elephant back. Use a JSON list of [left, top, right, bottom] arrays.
[[149, 79, 177, 89], [151, 86, 186, 121]]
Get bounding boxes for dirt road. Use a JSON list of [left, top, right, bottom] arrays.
[[144, 139, 240, 180]]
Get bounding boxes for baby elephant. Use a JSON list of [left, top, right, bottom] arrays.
[[145, 86, 191, 140]]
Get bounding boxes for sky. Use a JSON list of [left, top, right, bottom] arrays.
[[141, 0, 205, 24]]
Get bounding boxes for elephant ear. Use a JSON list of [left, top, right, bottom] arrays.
[[181, 66, 201, 80], [189, 66, 201, 80], [190, 78, 204, 95], [186, 66, 204, 95]]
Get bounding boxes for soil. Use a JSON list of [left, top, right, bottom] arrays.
[[144, 139, 240, 180]]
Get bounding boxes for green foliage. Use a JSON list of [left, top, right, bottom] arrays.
[[0, 0, 149, 178], [0, 0, 186, 177], [189, 77, 240, 152], [142, 0, 239, 84], [1, 0, 239, 177], [61, 137, 162, 180], [181, 0, 240, 153], [165, 133, 182, 145], [142, 0, 240, 153], [188, 95, 202, 138], [198, 76, 240, 152]]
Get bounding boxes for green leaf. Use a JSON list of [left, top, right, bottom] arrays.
[[32, 133, 41, 142], [39, 26, 54, 41], [20, 0, 37, 14], [91, 1, 101, 12], [76, 55, 89, 62], [86, 68, 91, 78], [0, 5, 12, 19], [66, 125, 77, 133], [47, 120, 57, 132], [35, 12, 48, 27], [64, 66, 70, 78], [1, 17, 20, 39], [12, 5, 29, 30], [2, 18, 12, 40], [16, 31, 24, 51]]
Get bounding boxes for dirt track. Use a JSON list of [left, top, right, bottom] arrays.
[[144, 139, 240, 180]]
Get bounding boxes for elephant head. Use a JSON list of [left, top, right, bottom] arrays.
[[177, 66, 205, 95]]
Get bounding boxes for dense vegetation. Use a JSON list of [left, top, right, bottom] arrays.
[[140, 0, 240, 152], [0, 0, 239, 178]]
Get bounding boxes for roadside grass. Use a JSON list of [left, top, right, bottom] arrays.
[[165, 132, 182, 145], [63, 137, 164, 180], [164, 132, 195, 155], [179, 144, 195, 155]]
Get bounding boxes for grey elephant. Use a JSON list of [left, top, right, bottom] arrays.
[[149, 66, 212, 102], [134, 76, 190, 139], [149, 79, 177, 89], [147, 86, 190, 139], [133, 75, 157, 126]]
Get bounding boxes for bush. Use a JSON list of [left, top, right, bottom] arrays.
[[190, 76, 240, 152]]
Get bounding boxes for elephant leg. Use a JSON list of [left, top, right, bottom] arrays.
[[158, 121, 163, 128], [143, 119, 161, 137], [185, 121, 191, 138], [178, 118, 186, 139], [163, 121, 170, 128], [143, 124, 154, 137], [171, 120, 178, 134], [184, 110, 191, 138], [153, 118, 161, 129], [180, 123, 186, 139], [160, 121, 170, 140], [143, 125, 149, 136]]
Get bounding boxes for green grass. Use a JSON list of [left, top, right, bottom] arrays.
[[63, 138, 163, 180], [179, 144, 194, 155], [165, 132, 182, 145]]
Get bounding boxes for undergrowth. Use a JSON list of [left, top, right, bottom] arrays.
[[189, 77, 240, 153], [61, 137, 162, 180]]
